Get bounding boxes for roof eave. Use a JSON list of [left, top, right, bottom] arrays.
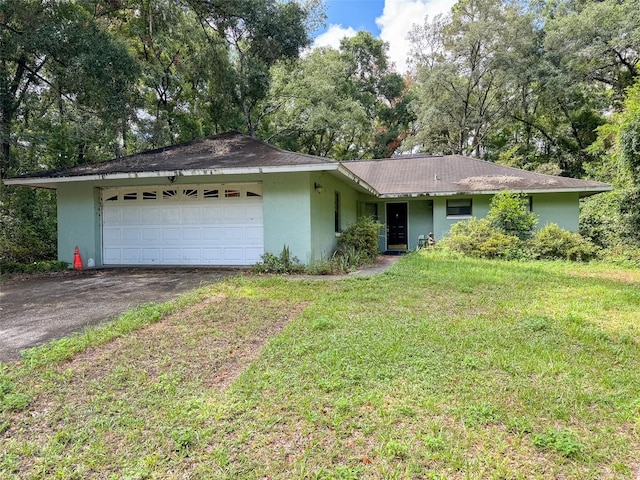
[[334, 164, 379, 196], [3, 163, 340, 188], [377, 186, 614, 198]]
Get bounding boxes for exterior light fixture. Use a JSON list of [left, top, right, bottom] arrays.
[[314, 182, 324, 193]]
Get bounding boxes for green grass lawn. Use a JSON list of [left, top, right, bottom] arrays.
[[1, 252, 639, 479]]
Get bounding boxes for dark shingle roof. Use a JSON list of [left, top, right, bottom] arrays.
[[343, 155, 611, 197], [16, 131, 333, 179]]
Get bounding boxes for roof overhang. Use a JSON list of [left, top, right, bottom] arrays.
[[2, 163, 342, 189], [376, 186, 613, 199]]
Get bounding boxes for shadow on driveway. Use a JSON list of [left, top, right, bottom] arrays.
[[0, 268, 237, 363]]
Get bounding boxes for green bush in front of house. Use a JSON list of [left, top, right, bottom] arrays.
[[337, 216, 383, 261], [528, 224, 599, 261], [440, 218, 523, 259], [486, 191, 537, 240], [441, 191, 598, 262]]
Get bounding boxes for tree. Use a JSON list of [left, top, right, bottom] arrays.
[[0, 0, 139, 177], [408, 0, 531, 157], [261, 32, 414, 159], [486, 191, 537, 239]]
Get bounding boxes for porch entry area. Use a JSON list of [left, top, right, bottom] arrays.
[[386, 202, 408, 251]]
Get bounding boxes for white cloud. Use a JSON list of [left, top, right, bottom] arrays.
[[377, 0, 456, 73], [312, 24, 358, 50]]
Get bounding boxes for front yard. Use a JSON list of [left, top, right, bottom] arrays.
[[1, 252, 639, 479]]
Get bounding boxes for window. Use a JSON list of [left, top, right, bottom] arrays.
[[528, 196, 533, 212], [203, 189, 219, 199], [446, 198, 472, 217], [335, 192, 341, 232], [105, 194, 118, 202], [183, 188, 198, 198], [142, 191, 157, 200], [163, 189, 177, 199], [362, 202, 378, 221], [123, 192, 137, 201], [247, 191, 261, 197], [225, 189, 241, 198]]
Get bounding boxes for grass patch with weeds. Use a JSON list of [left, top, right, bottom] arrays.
[[1, 252, 640, 478]]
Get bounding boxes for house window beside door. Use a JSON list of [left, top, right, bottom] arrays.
[[335, 192, 341, 233], [446, 198, 472, 217]]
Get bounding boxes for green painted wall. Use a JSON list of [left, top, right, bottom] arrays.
[[433, 192, 580, 239], [433, 196, 491, 241], [310, 172, 359, 261], [57, 183, 101, 266], [531, 193, 580, 231], [54, 173, 584, 267], [262, 172, 312, 263]]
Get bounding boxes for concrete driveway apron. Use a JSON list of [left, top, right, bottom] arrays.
[[0, 269, 234, 363]]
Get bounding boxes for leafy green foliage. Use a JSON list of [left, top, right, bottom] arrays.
[[528, 223, 598, 261], [440, 218, 523, 259], [262, 32, 414, 159], [337, 216, 383, 261], [251, 245, 304, 274], [0, 260, 68, 275], [533, 428, 584, 458], [486, 191, 538, 239]]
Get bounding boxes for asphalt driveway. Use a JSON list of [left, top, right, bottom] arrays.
[[0, 268, 237, 363]]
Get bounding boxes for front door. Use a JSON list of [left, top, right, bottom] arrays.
[[386, 203, 408, 250]]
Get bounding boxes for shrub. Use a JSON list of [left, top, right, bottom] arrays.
[[597, 243, 640, 267], [251, 245, 304, 274], [528, 224, 598, 261], [337, 216, 383, 261], [486, 190, 538, 239], [441, 218, 523, 259], [0, 260, 69, 275]]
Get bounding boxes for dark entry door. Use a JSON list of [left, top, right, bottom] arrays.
[[386, 203, 408, 250]]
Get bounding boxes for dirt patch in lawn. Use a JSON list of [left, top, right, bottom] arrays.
[[566, 269, 640, 284], [2, 292, 309, 477]]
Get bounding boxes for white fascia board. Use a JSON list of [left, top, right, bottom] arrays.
[[378, 186, 613, 198], [3, 163, 340, 188], [334, 164, 379, 196]]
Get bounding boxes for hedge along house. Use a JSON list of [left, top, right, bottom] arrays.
[[4, 132, 611, 267]]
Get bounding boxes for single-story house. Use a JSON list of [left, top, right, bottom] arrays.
[[4, 132, 612, 267]]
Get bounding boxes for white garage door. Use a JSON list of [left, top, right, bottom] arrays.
[[102, 184, 264, 266]]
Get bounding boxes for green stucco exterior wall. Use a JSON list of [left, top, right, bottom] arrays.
[[54, 173, 585, 266], [57, 183, 102, 266]]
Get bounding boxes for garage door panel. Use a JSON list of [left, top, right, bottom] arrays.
[[121, 248, 141, 263], [201, 248, 223, 263], [141, 248, 161, 263], [141, 208, 160, 223], [160, 208, 182, 224], [103, 209, 122, 225], [103, 185, 263, 265], [122, 228, 141, 242], [161, 248, 181, 264], [181, 227, 202, 243], [103, 228, 121, 243], [142, 228, 161, 242], [202, 227, 223, 241], [224, 205, 244, 222], [245, 226, 263, 242], [201, 207, 223, 222], [163, 228, 180, 242], [122, 209, 141, 224], [181, 207, 201, 224]]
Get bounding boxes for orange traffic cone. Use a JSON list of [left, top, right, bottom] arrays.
[[73, 246, 83, 270]]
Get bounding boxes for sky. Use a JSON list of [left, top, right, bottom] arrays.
[[312, 0, 457, 73]]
